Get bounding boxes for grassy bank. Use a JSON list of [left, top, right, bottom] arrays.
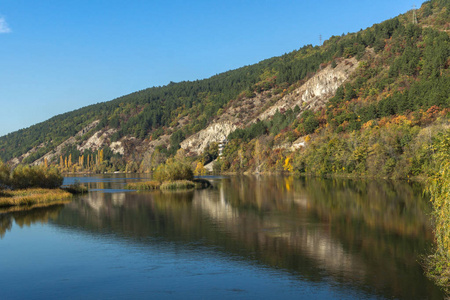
[[0, 188, 73, 208]]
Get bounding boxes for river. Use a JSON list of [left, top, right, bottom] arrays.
[[0, 175, 443, 299]]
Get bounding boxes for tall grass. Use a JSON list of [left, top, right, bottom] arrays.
[[160, 180, 196, 190], [125, 181, 161, 191], [0, 188, 72, 208]]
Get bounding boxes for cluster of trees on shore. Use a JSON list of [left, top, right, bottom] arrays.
[[0, 161, 63, 190]]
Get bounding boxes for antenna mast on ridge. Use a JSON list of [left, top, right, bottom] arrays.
[[319, 34, 322, 45], [412, 4, 418, 24]]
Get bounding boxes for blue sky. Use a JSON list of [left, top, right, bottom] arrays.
[[0, 0, 423, 137]]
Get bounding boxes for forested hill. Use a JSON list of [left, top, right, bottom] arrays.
[[1, 0, 449, 178]]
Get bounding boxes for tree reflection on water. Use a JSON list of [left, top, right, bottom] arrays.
[[0, 176, 442, 299]]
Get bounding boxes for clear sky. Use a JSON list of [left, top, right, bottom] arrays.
[[0, 0, 423, 137]]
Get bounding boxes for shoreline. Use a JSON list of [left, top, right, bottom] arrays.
[[0, 188, 73, 209]]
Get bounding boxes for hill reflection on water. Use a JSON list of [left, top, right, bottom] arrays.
[[0, 175, 442, 299]]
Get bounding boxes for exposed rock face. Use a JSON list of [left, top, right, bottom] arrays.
[[213, 92, 276, 127], [181, 121, 237, 155], [254, 58, 358, 122], [14, 57, 359, 166], [110, 141, 124, 155], [30, 120, 100, 166], [78, 128, 116, 152], [180, 59, 358, 156]]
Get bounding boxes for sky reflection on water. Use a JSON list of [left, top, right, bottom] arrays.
[[0, 175, 443, 299]]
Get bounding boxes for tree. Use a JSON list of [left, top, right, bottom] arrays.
[[0, 161, 10, 189], [194, 161, 206, 176]]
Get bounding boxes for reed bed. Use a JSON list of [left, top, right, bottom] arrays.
[[125, 181, 161, 191], [160, 180, 196, 190], [125, 179, 207, 191], [0, 188, 72, 207]]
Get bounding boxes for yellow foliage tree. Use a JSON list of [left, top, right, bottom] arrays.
[[283, 157, 293, 172], [98, 149, 104, 164], [194, 161, 206, 176]]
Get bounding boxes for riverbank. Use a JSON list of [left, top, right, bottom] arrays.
[[0, 188, 72, 208]]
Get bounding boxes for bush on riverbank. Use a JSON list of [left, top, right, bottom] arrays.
[[426, 132, 450, 293], [426, 162, 450, 293], [62, 181, 88, 194], [153, 158, 193, 182], [0, 161, 11, 190], [10, 165, 63, 189], [0, 162, 64, 190]]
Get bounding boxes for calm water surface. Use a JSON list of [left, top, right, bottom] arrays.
[[0, 175, 443, 299]]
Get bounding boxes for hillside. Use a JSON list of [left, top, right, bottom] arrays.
[[0, 0, 449, 178]]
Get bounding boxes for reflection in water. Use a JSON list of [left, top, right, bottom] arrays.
[[0, 205, 64, 238], [47, 176, 443, 299], [204, 177, 438, 298]]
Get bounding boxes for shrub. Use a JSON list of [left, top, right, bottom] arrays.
[[62, 180, 88, 194], [0, 161, 10, 189], [425, 131, 450, 292], [10, 165, 63, 190], [426, 161, 450, 293], [153, 158, 193, 182]]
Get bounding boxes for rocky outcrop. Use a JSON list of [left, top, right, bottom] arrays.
[[181, 121, 237, 155], [30, 120, 100, 166], [78, 128, 116, 152], [110, 141, 125, 155], [254, 58, 358, 122], [180, 59, 358, 156], [13, 57, 359, 165]]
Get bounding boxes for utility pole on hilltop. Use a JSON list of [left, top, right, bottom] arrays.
[[319, 34, 322, 46], [412, 4, 418, 24]]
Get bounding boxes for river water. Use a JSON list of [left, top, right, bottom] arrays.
[[0, 175, 444, 299]]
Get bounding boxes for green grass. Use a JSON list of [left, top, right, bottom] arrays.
[[0, 188, 73, 208]]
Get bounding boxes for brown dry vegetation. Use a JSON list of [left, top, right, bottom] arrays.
[[0, 188, 72, 208]]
